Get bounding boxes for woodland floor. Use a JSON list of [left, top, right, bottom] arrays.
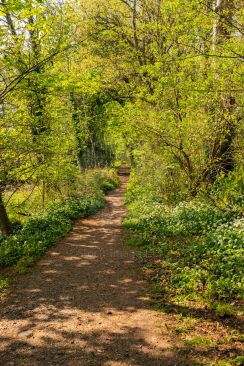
[[0, 177, 243, 366]]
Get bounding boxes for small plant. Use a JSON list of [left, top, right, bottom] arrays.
[[184, 336, 215, 348], [212, 302, 234, 317], [14, 256, 34, 275], [174, 326, 190, 334], [0, 275, 12, 293], [236, 356, 244, 366], [149, 283, 164, 296], [214, 361, 233, 366]]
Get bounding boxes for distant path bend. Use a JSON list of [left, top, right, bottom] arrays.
[[0, 176, 175, 366]]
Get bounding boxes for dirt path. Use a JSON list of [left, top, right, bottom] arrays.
[[0, 177, 178, 366]]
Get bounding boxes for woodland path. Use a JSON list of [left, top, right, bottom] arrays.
[[0, 176, 182, 366]]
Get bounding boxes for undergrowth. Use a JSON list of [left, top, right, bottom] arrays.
[[0, 168, 119, 271], [123, 171, 244, 309]]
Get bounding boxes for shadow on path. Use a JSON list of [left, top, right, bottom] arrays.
[[0, 177, 207, 365]]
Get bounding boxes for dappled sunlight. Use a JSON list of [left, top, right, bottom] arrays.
[[0, 179, 213, 365], [43, 269, 61, 274]]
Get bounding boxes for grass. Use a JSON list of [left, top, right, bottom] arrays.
[[212, 302, 235, 318], [184, 336, 216, 348], [174, 325, 191, 334]]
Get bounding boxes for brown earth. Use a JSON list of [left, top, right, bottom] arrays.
[[0, 176, 178, 366]]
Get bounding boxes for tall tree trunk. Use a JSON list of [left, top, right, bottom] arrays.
[[212, 0, 235, 177], [0, 192, 11, 238], [213, 0, 234, 48], [203, 0, 236, 184], [70, 91, 84, 169]]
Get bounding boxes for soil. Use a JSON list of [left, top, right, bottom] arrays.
[[0, 177, 176, 366]]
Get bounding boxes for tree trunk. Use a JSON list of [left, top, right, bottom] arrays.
[[203, 0, 236, 184], [70, 91, 84, 169], [213, 0, 234, 48], [0, 193, 11, 238]]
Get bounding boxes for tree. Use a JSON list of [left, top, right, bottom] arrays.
[[77, 0, 243, 196], [0, 0, 78, 236]]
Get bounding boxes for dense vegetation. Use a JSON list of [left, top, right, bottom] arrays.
[[0, 0, 243, 312], [0, 169, 119, 269], [124, 169, 243, 306]]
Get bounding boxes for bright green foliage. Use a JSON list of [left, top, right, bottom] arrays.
[[206, 168, 244, 213], [0, 0, 119, 238]]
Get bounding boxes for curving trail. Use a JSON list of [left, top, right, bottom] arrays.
[[0, 177, 177, 366]]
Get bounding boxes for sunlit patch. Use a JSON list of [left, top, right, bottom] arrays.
[[118, 278, 133, 284], [24, 288, 41, 293], [62, 256, 81, 261], [50, 252, 60, 256], [43, 269, 60, 274]]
